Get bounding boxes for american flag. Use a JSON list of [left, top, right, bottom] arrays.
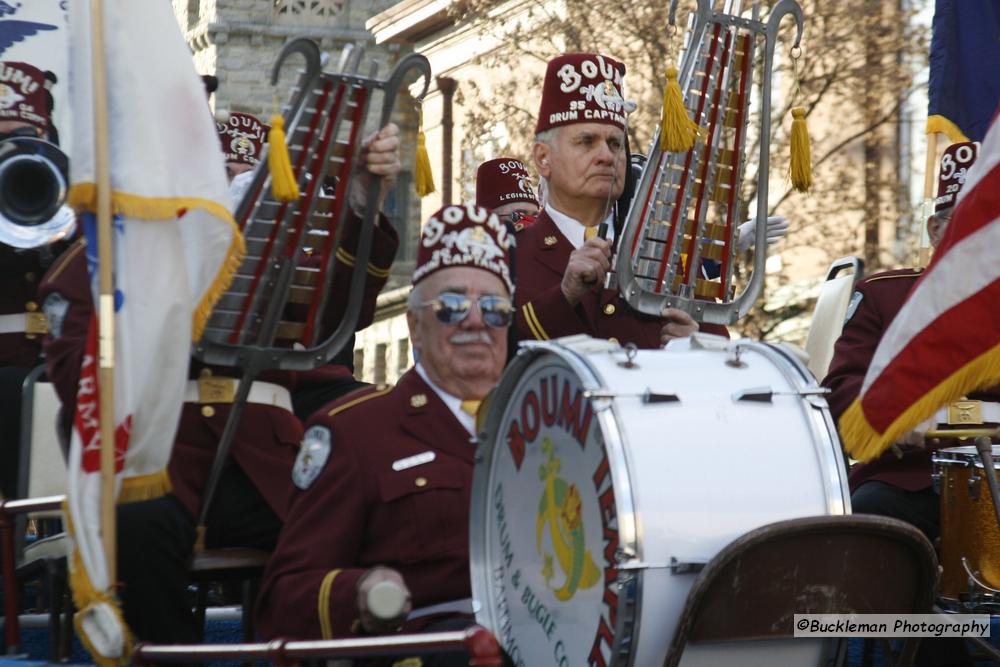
[[841, 105, 1000, 462]]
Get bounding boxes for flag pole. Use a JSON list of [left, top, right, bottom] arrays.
[[918, 131, 939, 266], [90, 0, 117, 585]]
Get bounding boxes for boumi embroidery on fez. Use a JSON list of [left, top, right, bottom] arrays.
[[217, 111, 269, 166], [535, 53, 628, 135], [292, 425, 332, 490], [935, 141, 978, 213], [0, 61, 49, 132], [475, 157, 539, 210], [412, 203, 516, 295]]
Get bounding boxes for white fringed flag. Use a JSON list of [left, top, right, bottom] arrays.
[[65, 1, 243, 663]]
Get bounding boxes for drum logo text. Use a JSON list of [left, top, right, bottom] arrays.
[[506, 376, 594, 469], [536, 437, 601, 601]]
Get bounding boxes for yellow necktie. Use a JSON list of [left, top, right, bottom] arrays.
[[584, 226, 598, 241], [460, 399, 481, 417]]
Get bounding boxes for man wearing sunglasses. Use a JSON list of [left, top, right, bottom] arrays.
[[476, 156, 540, 231], [258, 204, 514, 658]]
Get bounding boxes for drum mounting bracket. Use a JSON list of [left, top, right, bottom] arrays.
[[732, 386, 830, 403], [618, 557, 706, 575]]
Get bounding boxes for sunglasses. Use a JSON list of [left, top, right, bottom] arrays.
[[420, 292, 513, 328]]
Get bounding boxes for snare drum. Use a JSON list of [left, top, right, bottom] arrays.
[[933, 444, 1000, 600], [471, 334, 850, 666]]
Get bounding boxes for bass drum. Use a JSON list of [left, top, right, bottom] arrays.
[[470, 334, 850, 667]]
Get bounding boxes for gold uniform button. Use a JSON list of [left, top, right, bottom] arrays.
[[201, 405, 216, 418], [25, 301, 38, 312], [24, 272, 36, 282], [415, 477, 428, 488], [199, 368, 213, 378], [608, 337, 620, 345], [603, 304, 616, 316]]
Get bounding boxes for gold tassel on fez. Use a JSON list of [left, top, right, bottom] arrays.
[[414, 111, 435, 197], [659, 67, 702, 153], [268, 114, 300, 202], [790, 107, 812, 192]]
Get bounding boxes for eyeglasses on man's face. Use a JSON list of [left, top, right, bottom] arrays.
[[419, 292, 513, 328]]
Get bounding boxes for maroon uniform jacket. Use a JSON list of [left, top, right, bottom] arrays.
[[0, 243, 70, 368], [513, 210, 728, 348], [823, 269, 927, 491], [256, 369, 474, 640], [39, 212, 397, 520]]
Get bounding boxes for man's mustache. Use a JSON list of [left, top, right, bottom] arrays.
[[449, 331, 492, 345]]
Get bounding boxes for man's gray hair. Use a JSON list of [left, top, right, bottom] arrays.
[[406, 283, 424, 312], [534, 128, 557, 205]]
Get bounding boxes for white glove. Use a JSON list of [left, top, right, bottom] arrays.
[[736, 215, 790, 252], [228, 170, 255, 211]]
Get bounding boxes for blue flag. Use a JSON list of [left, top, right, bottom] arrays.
[[927, 0, 1000, 142]]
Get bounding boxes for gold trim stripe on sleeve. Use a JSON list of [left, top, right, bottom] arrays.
[[522, 302, 549, 341], [318, 569, 342, 639], [327, 386, 393, 417], [335, 248, 356, 267], [366, 262, 391, 279]]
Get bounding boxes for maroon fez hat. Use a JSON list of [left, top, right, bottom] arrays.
[[413, 204, 516, 295], [475, 157, 539, 211], [935, 141, 979, 213], [535, 53, 628, 135], [0, 62, 50, 133], [217, 111, 270, 166]]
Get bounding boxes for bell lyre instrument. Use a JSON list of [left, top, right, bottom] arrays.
[[616, 0, 803, 325], [192, 39, 431, 530]]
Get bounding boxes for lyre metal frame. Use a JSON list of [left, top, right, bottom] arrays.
[[191, 39, 431, 530], [616, 0, 802, 325]]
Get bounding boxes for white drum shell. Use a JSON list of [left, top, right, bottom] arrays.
[[471, 335, 850, 667]]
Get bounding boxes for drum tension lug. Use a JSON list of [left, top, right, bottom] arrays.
[[644, 391, 679, 404], [669, 557, 706, 575], [969, 474, 981, 501], [732, 386, 774, 403]]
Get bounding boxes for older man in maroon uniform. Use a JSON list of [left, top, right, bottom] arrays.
[[39, 123, 402, 643], [256, 203, 514, 659], [513, 53, 728, 349]]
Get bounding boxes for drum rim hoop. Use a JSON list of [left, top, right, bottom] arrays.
[[469, 339, 642, 665]]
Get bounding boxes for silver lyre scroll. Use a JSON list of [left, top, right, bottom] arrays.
[[616, 0, 802, 325], [192, 39, 431, 530]]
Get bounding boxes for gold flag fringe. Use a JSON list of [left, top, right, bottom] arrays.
[[840, 341, 1000, 462]]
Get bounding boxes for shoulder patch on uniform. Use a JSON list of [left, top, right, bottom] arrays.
[[326, 384, 393, 417], [844, 291, 863, 324], [42, 292, 69, 339], [292, 425, 332, 490]]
